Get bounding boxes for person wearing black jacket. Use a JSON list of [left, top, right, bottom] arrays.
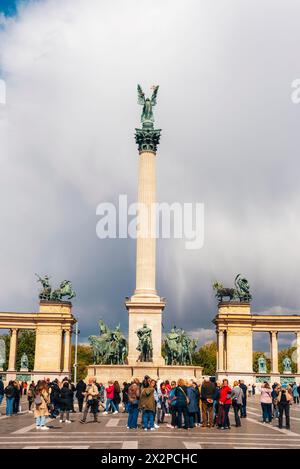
[[59, 381, 74, 423], [13, 381, 20, 414], [76, 380, 86, 412], [4, 381, 15, 416], [0, 377, 4, 407], [174, 379, 189, 429], [239, 380, 247, 417], [49, 379, 60, 418]]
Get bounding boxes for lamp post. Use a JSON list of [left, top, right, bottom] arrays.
[[73, 321, 80, 385]]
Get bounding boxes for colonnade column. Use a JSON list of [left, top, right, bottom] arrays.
[[63, 329, 72, 373], [296, 331, 300, 374], [8, 328, 18, 371], [270, 330, 278, 373], [217, 329, 225, 372]]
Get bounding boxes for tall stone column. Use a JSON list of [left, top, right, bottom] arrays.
[[8, 328, 18, 371], [217, 329, 225, 372], [63, 329, 72, 373], [296, 331, 300, 374], [134, 150, 157, 297], [270, 331, 278, 373], [126, 88, 165, 366]]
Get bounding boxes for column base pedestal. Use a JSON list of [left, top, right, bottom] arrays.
[[87, 364, 203, 384]]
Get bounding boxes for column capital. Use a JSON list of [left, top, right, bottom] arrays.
[[135, 125, 161, 153], [270, 330, 278, 336]]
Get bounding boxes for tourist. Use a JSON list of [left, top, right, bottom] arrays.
[[34, 380, 50, 430], [27, 383, 34, 413], [113, 381, 121, 412], [23, 381, 28, 396], [103, 380, 118, 414], [59, 381, 73, 423], [292, 382, 299, 404], [80, 377, 99, 423], [138, 379, 156, 431], [271, 383, 279, 419], [96, 381, 105, 411], [277, 384, 292, 429], [151, 379, 160, 429], [252, 384, 256, 395], [193, 381, 201, 427], [122, 382, 129, 413], [239, 380, 247, 417], [49, 378, 60, 418], [231, 380, 244, 427], [247, 383, 252, 397], [164, 380, 171, 415], [260, 381, 272, 423], [219, 379, 232, 430], [0, 377, 4, 408], [157, 382, 168, 424], [4, 380, 15, 417], [75, 379, 86, 412], [13, 381, 21, 414], [127, 378, 140, 429], [187, 380, 198, 428], [167, 381, 177, 429], [174, 379, 189, 430], [213, 381, 221, 427], [201, 377, 215, 428]]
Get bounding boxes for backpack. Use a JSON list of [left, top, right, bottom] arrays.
[[34, 393, 42, 406]]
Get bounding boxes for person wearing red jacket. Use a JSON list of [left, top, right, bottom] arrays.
[[103, 381, 118, 414], [218, 379, 232, 430]]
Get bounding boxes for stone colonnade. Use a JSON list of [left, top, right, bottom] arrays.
[[0, 301, 76, 382], [214, 302, 300, 381]]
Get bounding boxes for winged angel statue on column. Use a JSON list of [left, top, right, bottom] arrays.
[[137, 84, 159, 125]]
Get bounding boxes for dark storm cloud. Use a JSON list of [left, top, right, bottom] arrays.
[[0, 0, 300, 349]]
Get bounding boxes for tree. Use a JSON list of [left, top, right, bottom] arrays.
[[71, 344, 93, 381], [193, 341, 217, 375]]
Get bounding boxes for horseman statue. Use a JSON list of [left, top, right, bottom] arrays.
[[136, 323, 153, 362], [36, 274, 76, 301], [164, 326, 197, 366], [212, 274, 252, 303], [88, 320, 128, 365]]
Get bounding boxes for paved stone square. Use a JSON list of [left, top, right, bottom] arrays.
[[0, 395, 300, 449]]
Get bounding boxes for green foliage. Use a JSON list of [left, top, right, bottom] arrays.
[[16, 330, 36, 371], [71, 344, 93, 381], [252, 351, 271, 373], [192, 341, 217, 375], [0, 331, 35, 371], [0, 334, 10, 370]]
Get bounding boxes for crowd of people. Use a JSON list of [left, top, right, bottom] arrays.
[[0, 375, 297, 431]]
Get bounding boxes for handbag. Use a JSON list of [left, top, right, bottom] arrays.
[[179, 387, 190, 405]]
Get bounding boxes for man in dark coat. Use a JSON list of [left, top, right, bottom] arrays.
[[76, 379, 87, 413], [0, 377, 4, 407], [239, 380, 247, 417]]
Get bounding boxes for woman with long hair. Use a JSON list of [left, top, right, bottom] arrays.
[[34, 380, 50, 430], [260, 381, 272, 423], [219, 379, 232, 430], [113, 381, 121, 413]]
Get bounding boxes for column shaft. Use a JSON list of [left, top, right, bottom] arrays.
[[296, 332, 300, 374], [134, 151, 157, 297], [8, 329, 18, 371], [63, 330, 72, 373], [218, 330, 224, 372], [270, 331, 278, 373]]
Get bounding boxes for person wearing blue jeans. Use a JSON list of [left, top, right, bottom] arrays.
[[105, 398, 117, 413], [36, 415, 46, 427], [127, 402, 139, 429], [6, 397, 14, 416], [261, 403, 272, 423], [142, 410, 155, 430]]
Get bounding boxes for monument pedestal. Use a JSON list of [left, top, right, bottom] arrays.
[[87, 364, 203, 385], [125, 296, 165, 366]]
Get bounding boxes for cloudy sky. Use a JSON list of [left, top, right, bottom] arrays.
[[0, 0, 300, 352]]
